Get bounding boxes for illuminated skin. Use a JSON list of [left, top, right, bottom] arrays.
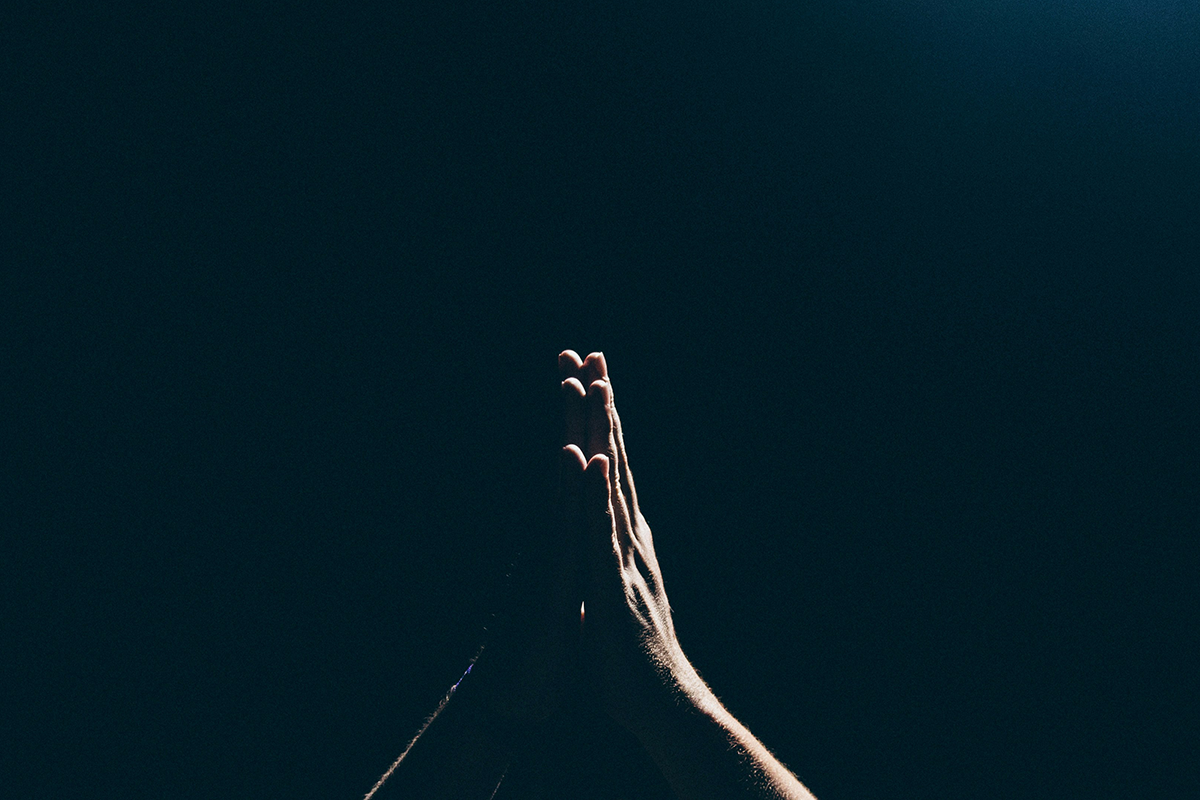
[[366, 352, 816, 800], [562, 351, 817, 800]]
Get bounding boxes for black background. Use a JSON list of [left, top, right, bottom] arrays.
[[7, 1, 1197, 797]]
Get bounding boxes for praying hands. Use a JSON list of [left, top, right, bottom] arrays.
[[366, 352, 816, 799]]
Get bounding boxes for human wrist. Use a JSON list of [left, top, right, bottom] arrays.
[[623, 670, 749, 797], [618, 644, 722, 742]]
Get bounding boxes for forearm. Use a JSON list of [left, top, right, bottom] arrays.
[[365, 662, 517, 800], [630, 658, 817, 800]]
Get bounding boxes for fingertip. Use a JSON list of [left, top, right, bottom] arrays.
[[585, 453, 609, 473], [583, 351, 608, 379], [559, 350, 584, 374], [561, 444, 587, 470], [586, 379, 609, 401], [561, 377, 586, 398]]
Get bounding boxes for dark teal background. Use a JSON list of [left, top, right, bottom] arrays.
[[7, 1, 1196, 796]]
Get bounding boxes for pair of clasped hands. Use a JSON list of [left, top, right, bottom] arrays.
[[379, 352, 814, 800], [479, 350, 685, 737]]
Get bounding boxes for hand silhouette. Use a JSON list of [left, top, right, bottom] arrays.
[[370, 351, 818, 800]]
